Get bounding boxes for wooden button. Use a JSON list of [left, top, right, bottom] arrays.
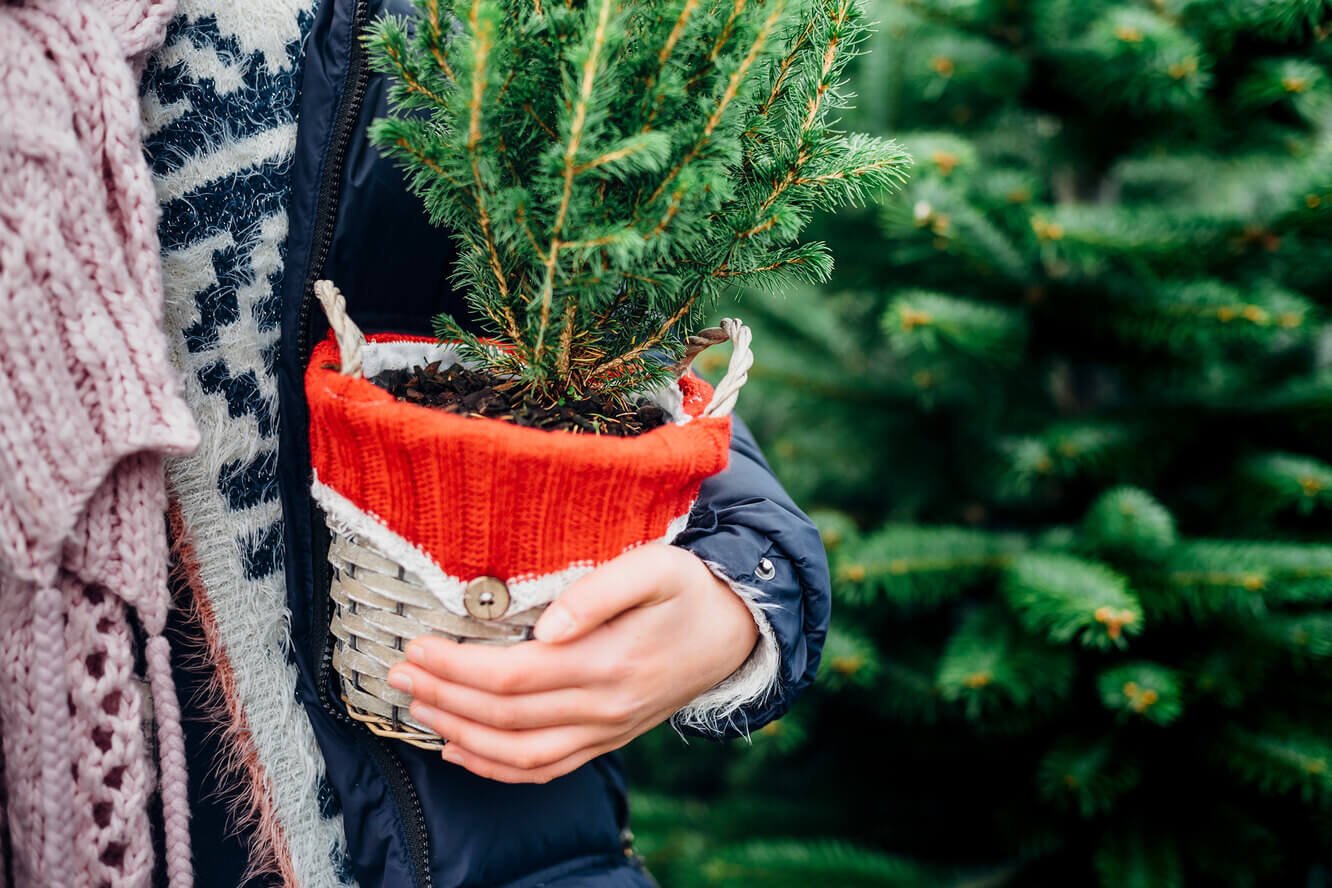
[[463, 576, 510, 620]]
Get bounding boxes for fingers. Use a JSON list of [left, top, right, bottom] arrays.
[[389, 664, 628, 730], [408, 700, 631, 776], [402, 636, 604, 695], [533, 545, 683, 644]]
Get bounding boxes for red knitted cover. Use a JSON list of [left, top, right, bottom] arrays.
[[306, 332, 732, 581]]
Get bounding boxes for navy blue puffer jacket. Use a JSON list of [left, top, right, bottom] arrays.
[[177, 0, 831, 884]]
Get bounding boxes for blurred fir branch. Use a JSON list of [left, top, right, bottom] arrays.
[[1081, 486, 1177, 556], [936, 604, 1076, 720], [626, 0, 1332, 883], [1002, 551, 1143, 648], [1093, 829, 1184, 888], [702, 839, 940, 886], [1037, 737, 1141, 817], [1221, 726, 1332, 803], [831, 523, 1025, 607], [1096, 661, 1184, 725]]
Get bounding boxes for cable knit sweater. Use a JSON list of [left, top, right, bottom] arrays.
[[0, 1, 199, 885]]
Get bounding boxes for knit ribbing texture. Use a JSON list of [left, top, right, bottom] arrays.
[[307, 333, 732, 597], [0, 1, 199, 885]]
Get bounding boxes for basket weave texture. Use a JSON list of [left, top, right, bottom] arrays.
[[328, 530, 543, 749]]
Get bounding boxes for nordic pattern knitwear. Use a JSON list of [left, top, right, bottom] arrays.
[[139, 1, 354, 883], [0, 1, 199, 886], [306, 332, 732, 612]]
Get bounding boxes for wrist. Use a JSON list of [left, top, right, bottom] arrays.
[[677, 548, 759, 646], [670, 554, 783, 735]]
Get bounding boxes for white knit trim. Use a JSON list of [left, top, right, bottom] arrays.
[[358, 340, 690, 424], [311, 474, 694, 616], [671, 561, 782, 738], [359, 340, 463, 379]]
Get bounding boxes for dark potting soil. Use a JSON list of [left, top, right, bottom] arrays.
[[369, 361, 670, 437]]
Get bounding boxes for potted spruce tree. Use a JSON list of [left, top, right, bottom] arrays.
[[305, 0, 908, 747]]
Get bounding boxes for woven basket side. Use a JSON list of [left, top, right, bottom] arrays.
[[327, 527, 544, 750]]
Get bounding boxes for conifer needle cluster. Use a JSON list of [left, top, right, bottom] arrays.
[[367, 0, 909, 404], [625, 0, 1332, 883]]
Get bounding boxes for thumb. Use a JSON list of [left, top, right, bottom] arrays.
[[533, 546, 677, 644]]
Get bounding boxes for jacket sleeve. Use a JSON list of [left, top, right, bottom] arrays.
[[669, 416, 832, 739]]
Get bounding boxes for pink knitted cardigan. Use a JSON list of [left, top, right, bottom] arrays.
[[0, 1, 198, 885]]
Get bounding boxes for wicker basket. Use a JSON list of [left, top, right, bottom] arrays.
[[328, 529, 544, 749], [308, 281, 752, 749]]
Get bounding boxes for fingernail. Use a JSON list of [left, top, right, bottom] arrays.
[[441, 745, 463, 765], [535, 605, 574, 643], [387, 668, 412, 694], [406, 643, 426, 664]]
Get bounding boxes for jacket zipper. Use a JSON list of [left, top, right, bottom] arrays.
[[297, 2, 434, 885]]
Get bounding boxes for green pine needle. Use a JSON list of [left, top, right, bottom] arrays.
[[1038, 737, 1142, 817], [937, 605, 1075, 719], [1094, 829, 1184, 888], [998, 422, 1141, 501], [1255, 611, 1332, 662], [817, 622, 883, 690], [1144, 540, 1332, 619], [1097, 661, 1184, 726], [1002, 551, 1144, 649], [1082, 486, 1178, 557], [832, 524, 1025, 608], [1238, 452, 1332, 517], [1221, 726, 1332, 803], [703, 838, 939, 887], [882, 289, 1027, 366]]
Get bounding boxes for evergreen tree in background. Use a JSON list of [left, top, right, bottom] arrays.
[[626, 1, 1332, 885]]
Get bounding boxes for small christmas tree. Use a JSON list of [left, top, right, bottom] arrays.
[[365, 0, 909, 405]]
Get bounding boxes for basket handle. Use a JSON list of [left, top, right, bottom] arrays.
[[700, 318, 753, 419], [315, 280, 366, 377]]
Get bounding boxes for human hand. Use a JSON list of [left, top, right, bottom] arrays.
[[386, 543, 759, 783]]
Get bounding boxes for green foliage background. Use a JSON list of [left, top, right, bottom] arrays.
[[624, 1, 1332, 885]]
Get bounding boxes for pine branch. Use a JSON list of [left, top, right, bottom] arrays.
[[1039, 738, 1141, 817], [642, 0, 701, 127], [422, 0, 456, 82], [757, 16, 817, 116], [463, 0, 511, 309], [748, 0, 856, 221], [539, 0, 614, 371], [1003, 551, 1143, 649], [646, 0, 788, 208], [684, 0, 748, 93], [381, 42, 451, 107], [592, 291, 699, 380], [1098, 662, 1184, 725], [832, 524, 1025, 608]]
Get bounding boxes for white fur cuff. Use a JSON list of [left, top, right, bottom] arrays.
[[671, 560, 782, 737]]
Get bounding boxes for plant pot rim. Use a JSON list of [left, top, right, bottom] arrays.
[[311, 331, 726, 448]]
